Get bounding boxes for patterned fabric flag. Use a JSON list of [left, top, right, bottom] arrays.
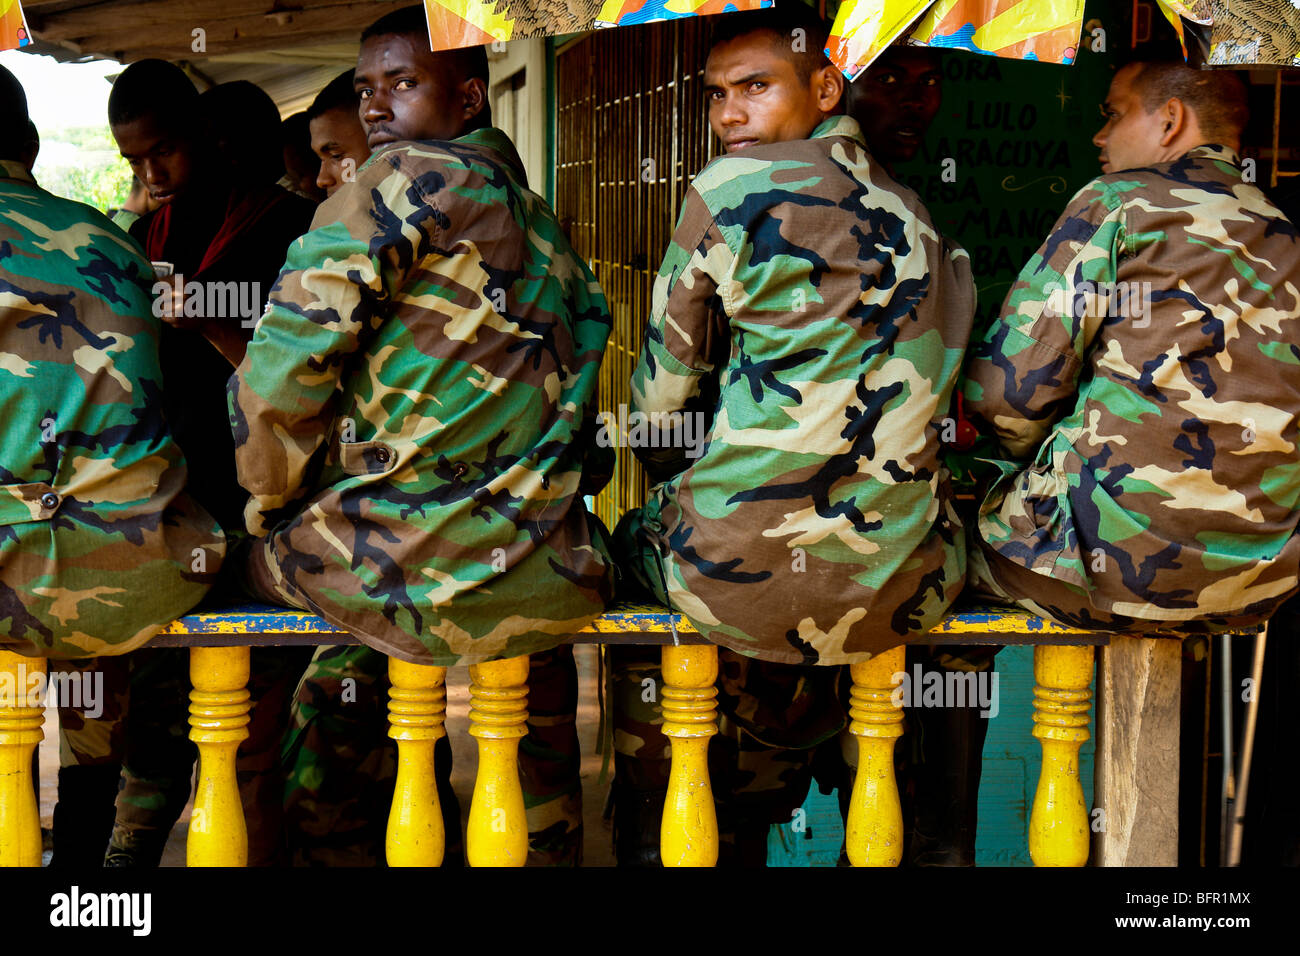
[[826, 0, 938, 80], [905, 0, 1085, 65], [422, 0, 770, 50], [0, 0, 31, 52]]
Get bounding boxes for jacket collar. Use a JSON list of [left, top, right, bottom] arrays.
[[1186, 144, 1242, 166], [455, 126, 528, 188], [810, 114, 868, 147]]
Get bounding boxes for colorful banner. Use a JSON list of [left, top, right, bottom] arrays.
[[0, 0, 31, 53], [906, 0, 1085, 65], [423, 0, 771, 50], [826, 0, 939, 80], [1205, 0, 1300, 67]]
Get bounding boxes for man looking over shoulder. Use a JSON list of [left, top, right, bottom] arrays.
[[964, 60, 1300, 631], [612, 4, 975, 865], [230, 5, 614, 865]]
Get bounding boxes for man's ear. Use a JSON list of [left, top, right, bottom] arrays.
[[1160, 97, 1187, 147], [814, 63, 845, 114], [461, 77, 489, 122]]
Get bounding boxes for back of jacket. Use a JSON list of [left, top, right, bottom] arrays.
[[0, 161, 225, 657], [230, 129, 614, 666]]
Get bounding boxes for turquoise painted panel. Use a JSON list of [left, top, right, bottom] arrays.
[[766, 645, 1096, 866]]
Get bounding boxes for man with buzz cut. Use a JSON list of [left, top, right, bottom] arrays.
[[230, 4, 614, 865], [611, 3, 975, 865], [963, 58, 1300, 632]]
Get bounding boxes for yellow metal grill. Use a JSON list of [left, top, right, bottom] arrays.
[[555, 18, 719, 530]]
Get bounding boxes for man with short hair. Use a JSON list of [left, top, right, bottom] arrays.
[[612, 5, 975, 865], [231, 5, 614, 865], [306, 70, 372, 197], [964, 59, 1300, 630]]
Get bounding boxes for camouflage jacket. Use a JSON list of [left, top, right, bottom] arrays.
[[629, 115, 976, 665], [0, 161, 225, 657], [963, 145, 1300, 622], [229, 128, 614, 666]]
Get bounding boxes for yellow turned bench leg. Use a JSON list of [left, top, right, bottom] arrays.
[[660, 644, 718, 867], [467, 655, 529, 866], [188, 646, 251, 867], [1030, 644, 1094, 867], [386, 657, 448, 867], [0, 650, 45, 867], [846, 646, 906, 867]]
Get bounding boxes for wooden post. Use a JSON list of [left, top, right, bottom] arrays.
[[188, 646, 251, 867], [386, 657, 448, 867], [660, 644, 718, 867], [1030, 644, 1093, 866], [846, 646, 906, 867], [466, 655, 529, 867], [0, 650, 45, 867], [1093, 634, 1181, 866]]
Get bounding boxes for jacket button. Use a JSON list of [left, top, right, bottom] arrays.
[[373, 448, 391, 465], [453, 462, 469, 478], [40, 492, 60, 510]]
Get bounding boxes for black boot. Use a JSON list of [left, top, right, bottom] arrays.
[[906, 675, 991, 867], [610, 750, 667, 867], [50, 764, 121, 868]]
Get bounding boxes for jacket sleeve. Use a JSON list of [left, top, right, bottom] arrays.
[[629, 185, 730, 483], [962, 179, 1125, 459], [228, 160, 433, 535]]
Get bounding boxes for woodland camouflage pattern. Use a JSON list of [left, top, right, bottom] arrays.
[[628, 115, 975, 665], [0, 160, 225, 657], [229, 128, 614, 666], [964, 145, 1300, 627]]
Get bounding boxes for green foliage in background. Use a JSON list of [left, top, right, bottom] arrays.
[[32, 125, 133, 215]]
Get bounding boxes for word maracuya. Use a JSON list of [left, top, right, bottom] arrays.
[[890, 664, 1000, 718], [595, 405, 709, 459], [151, 276, 262, 328], [0, 664, 103, 718], [49, 887, 151, 936], [1044, 280, 1154, 326]]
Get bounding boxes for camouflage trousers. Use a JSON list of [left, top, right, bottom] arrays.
[[610, 507, 1000, 864], [282, 642, 583, 866], [242, 535, 586, 866], [968, 537, 1274, 634], [55, 645, 314, 866]]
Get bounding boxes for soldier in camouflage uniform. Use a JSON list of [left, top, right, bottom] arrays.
[[232, 7, 613, 864], [964, 60, 1300, 629], [0, 67, 224, 657], [0, 65, 225, 862], [609, 6, 975, 865]]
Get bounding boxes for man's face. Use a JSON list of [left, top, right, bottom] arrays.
[[704, 31, 841, 152], [355, 33, 466, 148], [849, 47, 942, 165], [1093, 65, 1166, 174], [111, 115, 197, 205], [309, 106, 372, 196]]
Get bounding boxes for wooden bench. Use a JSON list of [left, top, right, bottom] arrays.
[[0, 601, 1227, 868]]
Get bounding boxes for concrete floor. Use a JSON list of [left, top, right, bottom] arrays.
[[37, 643, 617, 867]]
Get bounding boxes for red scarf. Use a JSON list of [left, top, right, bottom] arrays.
[[144, 183, 298, 281]]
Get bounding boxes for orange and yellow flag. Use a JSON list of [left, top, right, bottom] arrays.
[[0, 0, 31, 53], [422, 0, 770, 51]]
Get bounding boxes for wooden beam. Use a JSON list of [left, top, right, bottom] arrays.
[[31, 0, 411, 58], [1092, 634, 1182, 866]]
